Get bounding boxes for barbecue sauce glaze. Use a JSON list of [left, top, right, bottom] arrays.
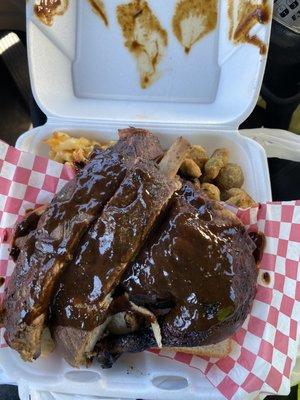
[[54, 182, 260, 341], [123, 183, 259, 337], [16, 148, 127, 325], [53, 162, 179, 330]]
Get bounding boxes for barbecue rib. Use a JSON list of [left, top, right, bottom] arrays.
[[53, 138, 190, 367], [4, 128, 163, 361], [94, 182, 260, 365]]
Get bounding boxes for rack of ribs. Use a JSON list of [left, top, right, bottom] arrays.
[[52, 137, 190, 367], [3, 130, 262, 369], [3, 128, 164, 361], [95, 182, 261, 367]]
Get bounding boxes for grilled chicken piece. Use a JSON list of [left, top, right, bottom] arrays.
[[4, 128, 163, 361], [53, 138, 190, 367]]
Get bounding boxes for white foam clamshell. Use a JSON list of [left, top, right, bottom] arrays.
[[0, 1, 273, 399]]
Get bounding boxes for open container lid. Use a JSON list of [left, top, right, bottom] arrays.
[[0, 4, 281, 399], [26, 0, 272, 130]]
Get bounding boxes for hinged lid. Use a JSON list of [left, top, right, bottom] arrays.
[[26, 0, 272, 129]]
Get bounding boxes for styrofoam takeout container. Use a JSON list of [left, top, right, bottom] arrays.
[[0, 1, 273, 399]]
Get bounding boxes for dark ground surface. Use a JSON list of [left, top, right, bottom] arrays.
[[0, 385, 19, 400]]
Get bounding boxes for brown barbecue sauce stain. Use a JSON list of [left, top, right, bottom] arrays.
[[117, 0, 168, 89], [172, 0, 218, 54], [228, 0, 271, 55], [262, 272, 270, 285], [34, 0, 69, 26], [87, 0, 108, 26]]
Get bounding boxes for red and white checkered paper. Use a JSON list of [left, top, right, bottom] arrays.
[[0, 141, 300, 400]]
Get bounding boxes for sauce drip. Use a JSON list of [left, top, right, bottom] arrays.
[[228, 0, 271, 55], [172, 0, 218, 54], [87, 0, 108, 26], [34, 0, 69, 26], [116, 0, 168, 89]]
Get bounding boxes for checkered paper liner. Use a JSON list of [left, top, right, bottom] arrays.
[[0, 142, 300, 400]]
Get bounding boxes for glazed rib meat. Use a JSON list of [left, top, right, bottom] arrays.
[[124, 182, 259, 346], [3, 128, 163, 361], [95, 182, 260, 365], [53, 138, 190, 367]]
